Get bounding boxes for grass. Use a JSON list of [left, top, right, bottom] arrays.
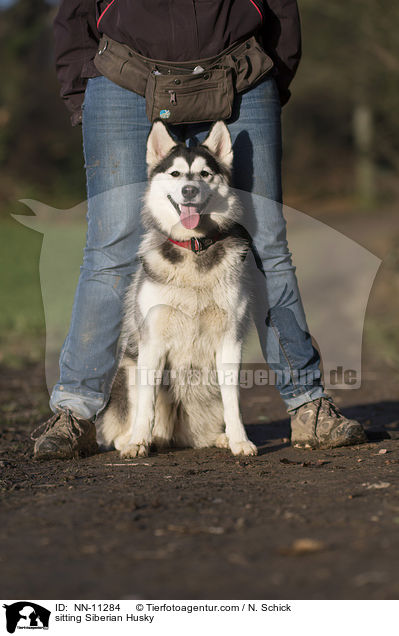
[[0, 219, 44, 334], [0, 216, 86, 366], [0, 219, 44, 365]]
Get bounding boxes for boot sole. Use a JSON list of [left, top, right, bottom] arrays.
[[292, 430, 368, 450], [33, 443, 99, 461]]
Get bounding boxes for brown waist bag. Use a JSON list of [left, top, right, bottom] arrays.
[[94, 35, 274, 124]]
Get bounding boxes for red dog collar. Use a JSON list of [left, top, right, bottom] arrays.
[[167, 234, 223, 254]]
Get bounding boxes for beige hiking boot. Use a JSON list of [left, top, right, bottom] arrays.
[[290, 397, 367, 449], [31, 410, 98, 460]]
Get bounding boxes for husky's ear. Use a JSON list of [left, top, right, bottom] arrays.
[[146, 120, 177, 169], [201, 121, 233, 169]]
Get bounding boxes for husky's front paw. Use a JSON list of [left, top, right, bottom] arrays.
[[120, 442, 149, 458], [229, 440, 258, 456]]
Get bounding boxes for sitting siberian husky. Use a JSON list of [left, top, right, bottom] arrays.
[[96, 120, 257, 457]]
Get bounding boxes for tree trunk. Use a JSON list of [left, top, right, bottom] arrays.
[[353, 102, 376, 207]]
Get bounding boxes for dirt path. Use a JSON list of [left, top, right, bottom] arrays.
[[1, 357, 398, 601], [1, 208, 399, 600]]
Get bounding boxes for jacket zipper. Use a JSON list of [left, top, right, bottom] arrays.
[[97, 0, 118, 30], [248, 0, 264, 21], [192, 1, 200, 59]]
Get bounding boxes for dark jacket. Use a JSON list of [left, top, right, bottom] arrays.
[[54, 0, 301, 126]]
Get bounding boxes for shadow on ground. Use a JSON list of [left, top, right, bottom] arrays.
[[246, 400, 397, 454]]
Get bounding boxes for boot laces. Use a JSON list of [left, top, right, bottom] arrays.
[[316, 397, 341, 420], [30, 410, 85, 441]]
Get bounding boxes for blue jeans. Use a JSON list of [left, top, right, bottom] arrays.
[[50, 75, 325, 418]]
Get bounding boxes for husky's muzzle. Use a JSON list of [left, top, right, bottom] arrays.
[[167, 194, 211, 230]]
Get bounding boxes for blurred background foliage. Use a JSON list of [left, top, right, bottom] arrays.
[[0, 0, 85, 211], [0, 0, 398, 371], [0, 0, 398, 215], [286, 0, 399, 208]]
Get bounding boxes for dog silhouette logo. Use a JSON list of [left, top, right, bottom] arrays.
[[3, 602, 50, 633]]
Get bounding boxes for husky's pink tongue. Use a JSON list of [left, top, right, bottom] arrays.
[[179, 204, 200, 229]]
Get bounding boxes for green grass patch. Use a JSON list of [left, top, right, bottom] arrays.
[[0, 216, 86, 364], [0, 219, 45, 335]]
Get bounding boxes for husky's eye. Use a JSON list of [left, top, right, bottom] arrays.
[[200, 170, 211, 178], [170, 171, 180, 177]]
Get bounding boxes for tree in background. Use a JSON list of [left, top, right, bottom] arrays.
[[0, 0, 398, 212], [286, 0, 399, 207], [0, 0, 85, 215]]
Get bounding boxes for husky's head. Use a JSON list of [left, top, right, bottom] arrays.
[[144, 120, 241, 239]]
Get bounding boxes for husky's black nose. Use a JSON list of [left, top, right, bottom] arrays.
[[182, 185, 199, 200]]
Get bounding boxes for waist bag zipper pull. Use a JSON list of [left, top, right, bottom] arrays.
[[168, 90, 177, 104]]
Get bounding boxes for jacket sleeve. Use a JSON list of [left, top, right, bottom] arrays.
[[261, 0, 302, 106], [53, 0, 101, 126]]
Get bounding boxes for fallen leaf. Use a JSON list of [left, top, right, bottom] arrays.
[[207, 527, 225, 535], [279, 538, 327, 556], [362, 481, 391, 489], [378, 449, 388, 455]]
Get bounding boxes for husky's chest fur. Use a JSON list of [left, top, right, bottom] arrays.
[[124, 229, 249, 371]]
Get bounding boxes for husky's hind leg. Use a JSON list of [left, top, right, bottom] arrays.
[[151, 387, 176, 449], [96, 360, 134, 450], [214, 432, 230, 448]]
